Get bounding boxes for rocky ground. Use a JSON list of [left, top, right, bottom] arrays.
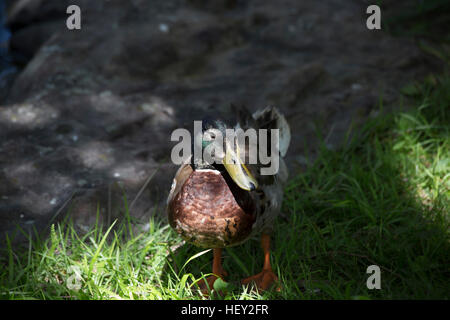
[[0, 0, 442, 247]]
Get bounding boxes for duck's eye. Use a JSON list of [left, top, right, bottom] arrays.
[[204, 129, 219, 141]]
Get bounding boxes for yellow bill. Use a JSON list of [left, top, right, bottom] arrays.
[[222, 140, 258, 191]]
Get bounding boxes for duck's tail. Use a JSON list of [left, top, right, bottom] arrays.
[[251, 106, 291, 158], [232, 105, 290, 180], [232, 104, 291, 158], [232, 104, 291, 156]]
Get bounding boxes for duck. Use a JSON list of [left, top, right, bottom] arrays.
[[167, 106, 291, 293]]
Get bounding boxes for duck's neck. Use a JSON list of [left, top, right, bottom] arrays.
[[192, 156, 224, 172]]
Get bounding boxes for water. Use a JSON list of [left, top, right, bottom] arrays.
[[0, 0, 11, 68], [0, 0, 17, 99]]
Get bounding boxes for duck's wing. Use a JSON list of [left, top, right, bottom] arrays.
[[167, 156, 193, 206], [232, 105, 292, 234]]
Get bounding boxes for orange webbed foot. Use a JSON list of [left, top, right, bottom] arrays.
[[241, 269, 280, 292], [241, 234, 281, 292], [197, 269, 228, 296], [196, 248, 228, 296]]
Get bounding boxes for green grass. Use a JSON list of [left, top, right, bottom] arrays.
[[1, 76, 449, 300]]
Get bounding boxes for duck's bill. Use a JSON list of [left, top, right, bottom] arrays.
[[222, 142, 258, 191]]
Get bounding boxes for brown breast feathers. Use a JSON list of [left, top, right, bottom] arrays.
[[168, 169, 256, 248]]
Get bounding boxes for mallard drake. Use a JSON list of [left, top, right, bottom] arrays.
[[167, 106, 291, 292]]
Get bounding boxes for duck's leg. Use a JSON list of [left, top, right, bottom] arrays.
[[198, 248, 228, 293], [241, 234, 279, 291]]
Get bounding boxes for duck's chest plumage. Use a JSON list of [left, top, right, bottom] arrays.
[[168, 169, 256, 248]]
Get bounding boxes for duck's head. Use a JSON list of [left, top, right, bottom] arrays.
[[193, 118, 258, 191]]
